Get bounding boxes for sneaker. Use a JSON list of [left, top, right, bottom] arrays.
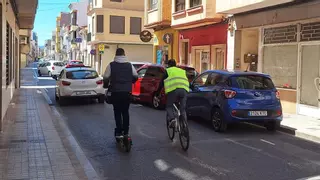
[[115, 132, 123, 139]]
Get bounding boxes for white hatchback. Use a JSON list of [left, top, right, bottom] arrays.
[[54, 67, 105, 105]]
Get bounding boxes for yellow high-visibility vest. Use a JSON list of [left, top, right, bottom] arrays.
[[164, 67, 190, 94]]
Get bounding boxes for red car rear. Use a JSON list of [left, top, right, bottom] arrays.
[[132, 64, 197, 109], [66, 60, 85, 68]]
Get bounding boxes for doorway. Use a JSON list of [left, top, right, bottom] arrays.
[[298, 44, 320, 118], [211, 45, 226, 70]]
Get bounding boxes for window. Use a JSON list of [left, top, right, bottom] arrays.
[[96, 15, 104, 33], [92, 16, 95, 35], [175, 0, 185, 12], [145, 67, 163, 78], [230, 75, 275, 90], [149, 0, 158, 10], [111, 0, 122, 2], [71, 11, 77, 25], [66, 70, 99, 79], [6, 22, 11, 87], [190, 0, 202, 8], [138, 68, 147, 78], [207, 73, 224, 86], [110, 16, 125, 34], [130, 17, 141, 35], [263, 45, 297, 89], [193, 73, 210, 86], [53, 62, 65, 66]]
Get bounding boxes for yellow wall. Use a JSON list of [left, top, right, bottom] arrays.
[[153, 28, 179, 63], [162, 0, 172, 22], [92, 9, 151, 45]]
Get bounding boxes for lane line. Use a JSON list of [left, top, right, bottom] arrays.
[[40, 88, 53, 105], [226, 138, 262, 152], [260, 139, 275, 145]]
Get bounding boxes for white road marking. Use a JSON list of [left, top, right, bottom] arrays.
[[260, 139, 275, 145], [44, 88, 48, 93], [37, 77, 55, 80], [296, 175, 320, 180], [40, 88, 52, 104], [20, 85, 57, 89], [154, 159, 170, 172], [226, 138, 262, 152]]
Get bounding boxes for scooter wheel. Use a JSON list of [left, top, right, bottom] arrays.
[[124, 137, 132, 152]]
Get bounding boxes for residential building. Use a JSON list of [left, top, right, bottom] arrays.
[[58, 12, 71, 61], [52, 30, 57, 59], [144, 0, 177, 65], [44, 39, 52, 59], [216, 0, 320, 117], [30, 31, 39, 60], [168, 0, 228, 73], [0, 0, 38, 131], [87, 0, 153, 74], [69, 0, 89, 62]]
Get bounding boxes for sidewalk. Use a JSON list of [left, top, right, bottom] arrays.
[[0, 67, 100, 180], [281, 113, 320, 144]]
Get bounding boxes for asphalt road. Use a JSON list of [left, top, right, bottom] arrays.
[[33, 63, 320, 180]]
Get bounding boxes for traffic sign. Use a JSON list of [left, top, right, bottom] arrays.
[[163, 33, 172, 44], [98, 44, 105, 51]]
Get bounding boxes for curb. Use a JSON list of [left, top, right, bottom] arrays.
[[39, 83, 101, 180], [278, 125, 320, 144]]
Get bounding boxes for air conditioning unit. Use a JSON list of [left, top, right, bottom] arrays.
[[20, 37, 28, 45]]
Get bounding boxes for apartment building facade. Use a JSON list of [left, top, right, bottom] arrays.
[[0, 0, 38, 131], [87, 0, 153, 74], [217, 0, 320, 117]]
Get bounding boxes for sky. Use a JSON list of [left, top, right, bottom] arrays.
[[33, 0, 80, 46]]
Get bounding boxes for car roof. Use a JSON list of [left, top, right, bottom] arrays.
[[64, 67, 95, 72], [204, 69, 271, 77], [141, 63, 195, 69]]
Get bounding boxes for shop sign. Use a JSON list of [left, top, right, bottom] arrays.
[[163, 33, 172, 44], [140, 30, 152, 42]]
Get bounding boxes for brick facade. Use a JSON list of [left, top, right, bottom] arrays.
[[264, 25, 297, 44], [300, 22, 320, 41]]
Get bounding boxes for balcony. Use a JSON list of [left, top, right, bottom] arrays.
[[144, 0, 171, 29], [171, 0, 223, 30], [14, 0, 38, 29], [216, 0, 294, 14]]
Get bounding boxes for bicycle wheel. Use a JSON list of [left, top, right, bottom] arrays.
[[166, 114, 175, 141], [178, 115, 189, 151]]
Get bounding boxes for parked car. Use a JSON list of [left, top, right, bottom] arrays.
[[38, 60, 65, 77], [65, 60, 84, 67], [130, 62, 151, 70], [186, 70, 282, 132], [53, 66, 105, 105], [132, 64, 198, 109]]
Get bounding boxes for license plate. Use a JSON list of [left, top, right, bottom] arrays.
[[248, 111, 267, 116], [76, 91, 92, 95]]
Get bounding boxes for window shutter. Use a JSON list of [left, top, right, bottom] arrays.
[[130, 17, 141, 35], [96, 15, 104, 33]]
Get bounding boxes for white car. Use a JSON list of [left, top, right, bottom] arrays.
[[38, 60, 65, 77], [54, 67, 105, 105]]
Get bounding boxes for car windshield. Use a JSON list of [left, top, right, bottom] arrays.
[[53, 62, 64, 66], [70, 61, 83, 65], [133, 64, 144, 70], [66, 70, 98, 79], [230, 75, 275, 90]]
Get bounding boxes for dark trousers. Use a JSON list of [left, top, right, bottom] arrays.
[[111, 92, 131, 135], [166, 88, 188, 122]]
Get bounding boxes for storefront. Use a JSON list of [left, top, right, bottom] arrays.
[[178, 23, 228, 73], [233, 1, 320, 116], [153, 28, 179, 64]]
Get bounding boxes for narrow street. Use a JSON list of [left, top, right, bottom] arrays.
[[29, 63, 320, 180]]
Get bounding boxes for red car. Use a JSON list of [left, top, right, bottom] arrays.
[[65, 60, 85, 68], [132, 64, 198, 109]]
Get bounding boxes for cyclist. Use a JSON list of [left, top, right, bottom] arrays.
[[155, 59, 190, 128]]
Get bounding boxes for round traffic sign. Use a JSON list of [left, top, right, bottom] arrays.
[[163, 33, 172, 44]]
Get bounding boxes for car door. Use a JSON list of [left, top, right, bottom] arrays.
[[187, 72, 211, 118], [142, 66, 164, 102], [53, 62, 64, 75], [132, 67, 147, 97], [56, 70, 65, 96], [197, 73, 226, 120]]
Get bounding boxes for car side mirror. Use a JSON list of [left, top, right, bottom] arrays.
[[52, 75, 58, 80]]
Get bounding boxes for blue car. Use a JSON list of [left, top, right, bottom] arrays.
[[186, 70, 282, 132]]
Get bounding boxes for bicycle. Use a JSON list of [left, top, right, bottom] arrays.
[[166, 101, 190, 151]]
